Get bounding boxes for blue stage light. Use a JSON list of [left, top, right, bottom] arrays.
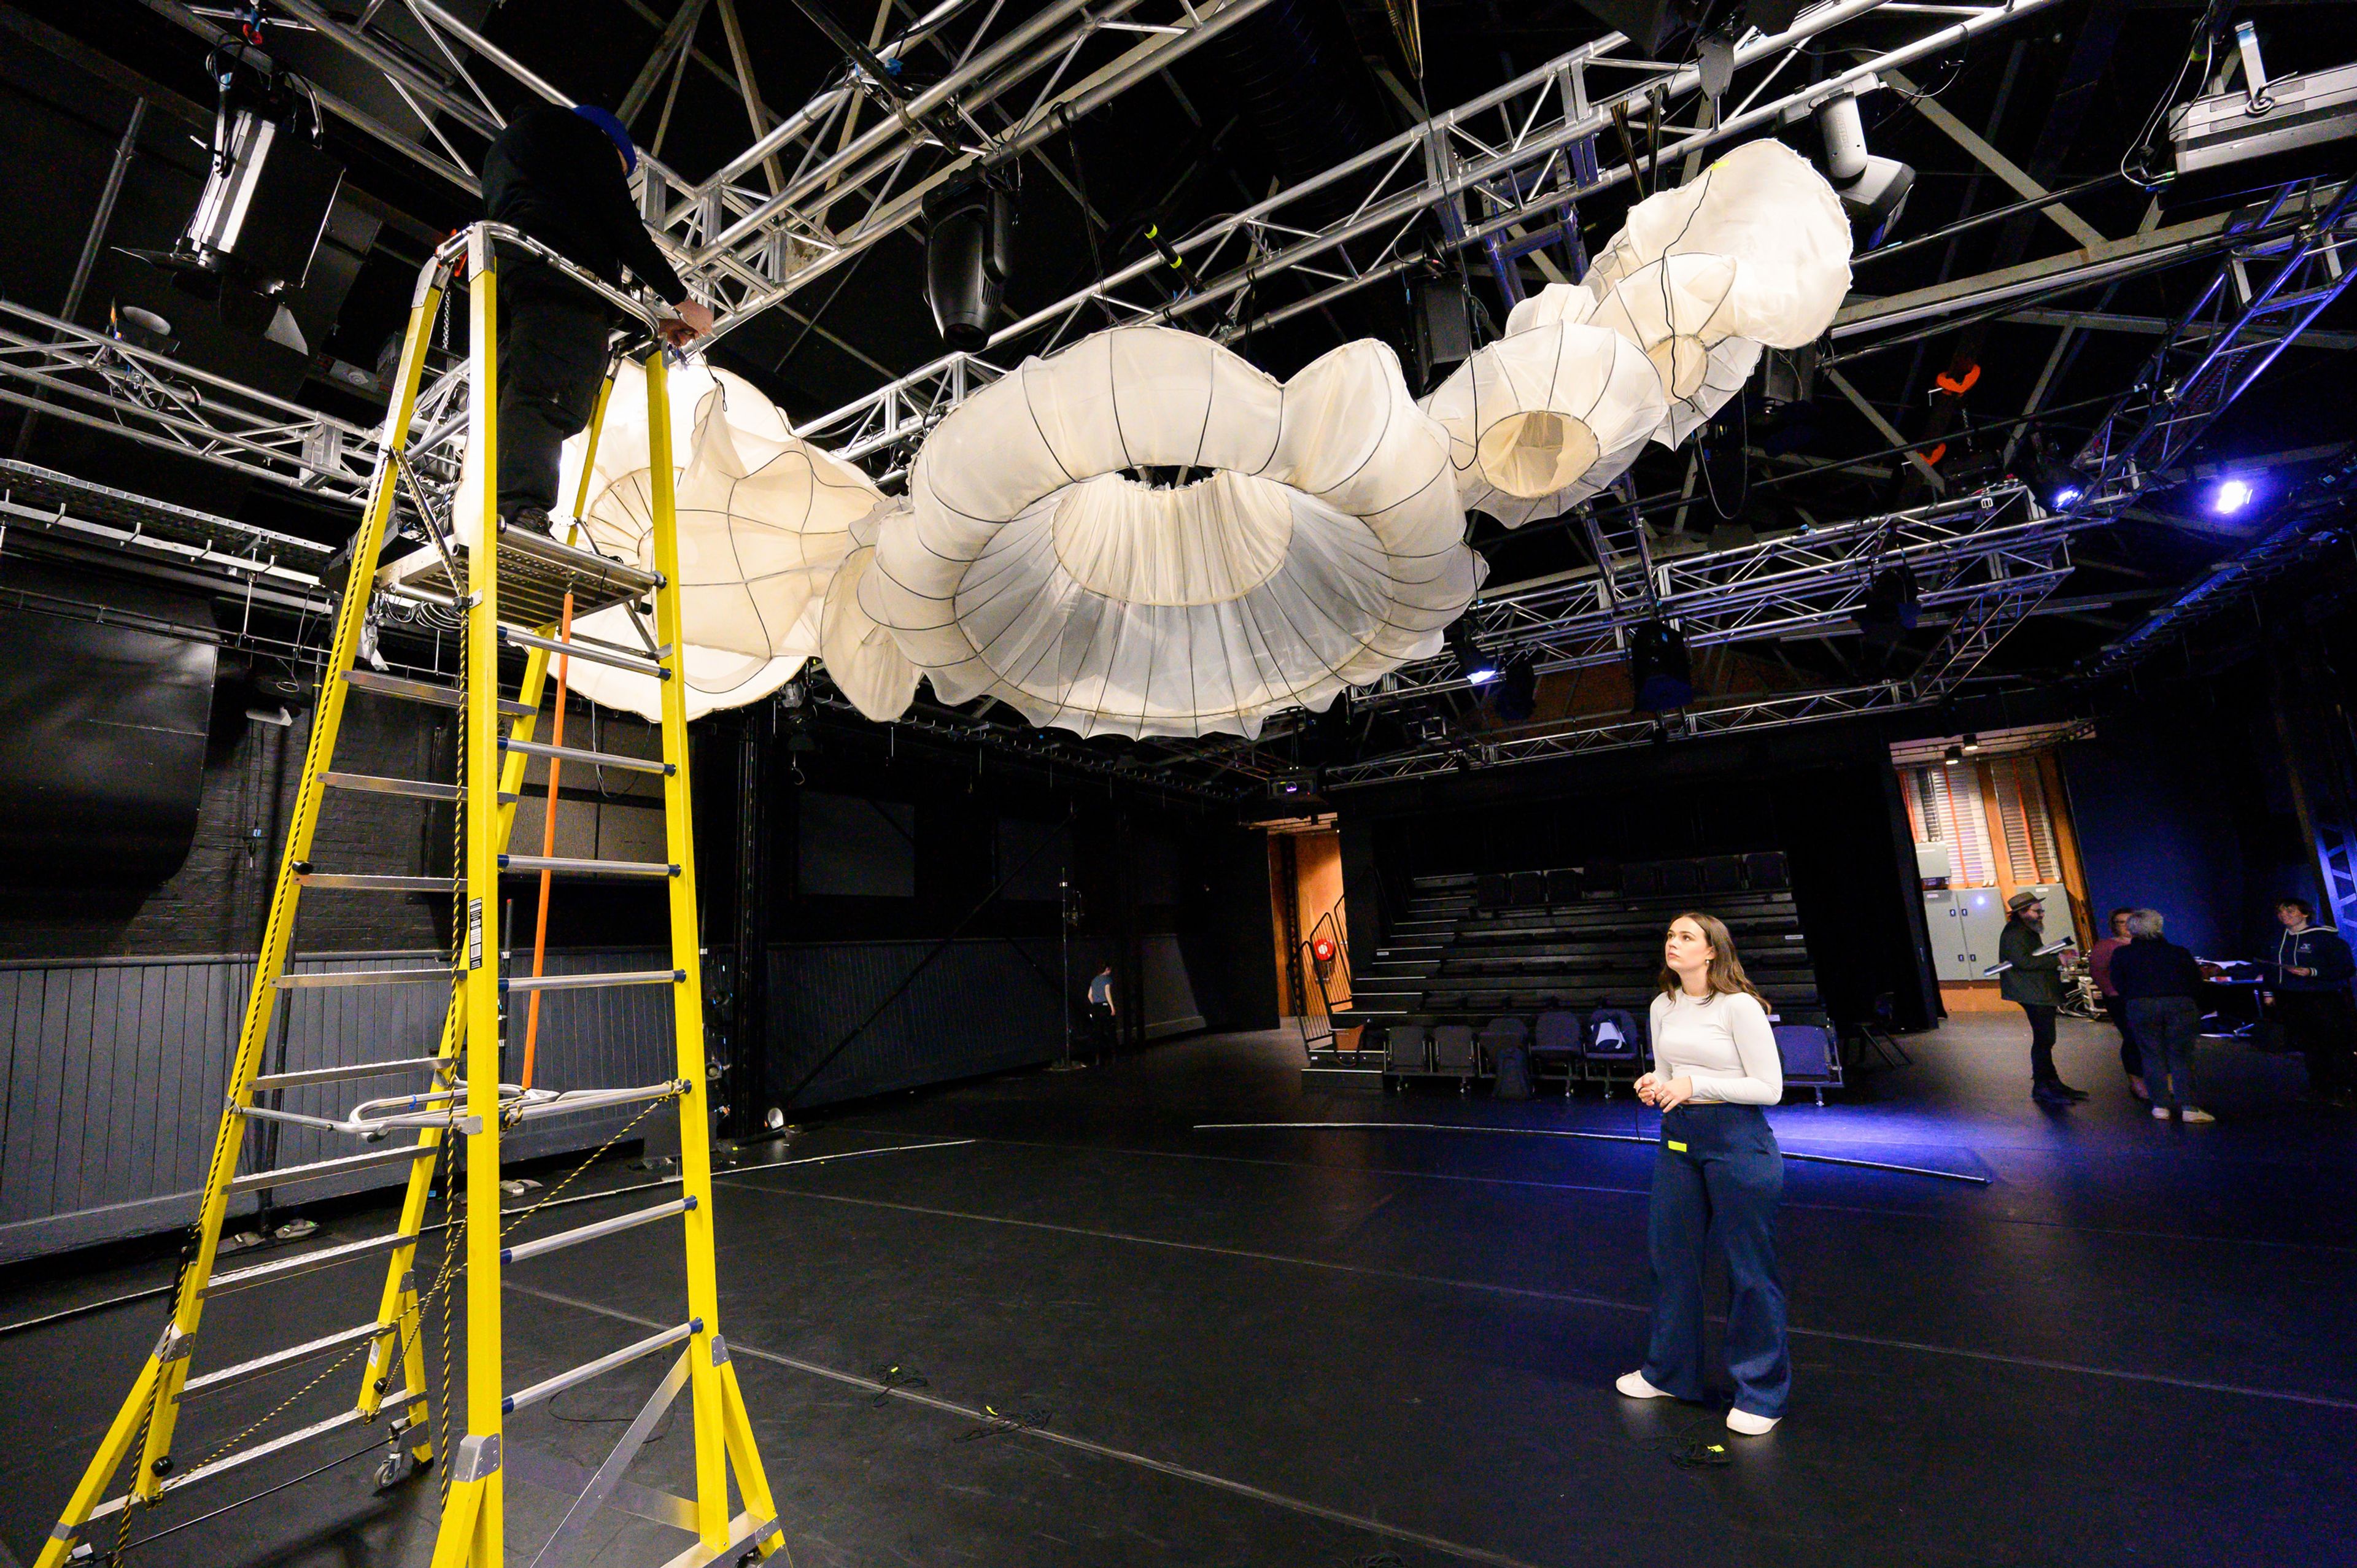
[[2052, 484, 2083, 508], [2212, 477, 2254, 516]]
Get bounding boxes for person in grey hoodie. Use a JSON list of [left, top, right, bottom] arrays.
[[2001, 891, 2085, 1106]]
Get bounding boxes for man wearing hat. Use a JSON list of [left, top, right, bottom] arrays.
[[2000, 890, 2085, 1106], [479, 103, 716, 533]]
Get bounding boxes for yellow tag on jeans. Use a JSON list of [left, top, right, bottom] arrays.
[[1666, 1140, 1687, 1152]]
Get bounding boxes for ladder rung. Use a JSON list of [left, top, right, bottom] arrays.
[[345, 668, 533, 718], [180, 1320, 396, 1400], [503, 969, 683, 993], [500, 854, 678, 879], [83, 1397, 401, 1521], [503, 1320, 700, 1415], [251, 1055, 448, 1091], [203, 1227, 421, 1297], [297, 872, 460, 893], [320, 770, 519, 805], [276, 967, 453, 990], [500, 625, 673, 678], [500, 738, 673, 776], [224, 1142, 437, 1196], [501, 1197, 695, 1265]]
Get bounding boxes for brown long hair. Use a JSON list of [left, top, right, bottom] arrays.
[[1657, 911, 1767, 1005]]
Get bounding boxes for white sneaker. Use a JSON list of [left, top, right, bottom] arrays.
[[1727, 1407, 1781, 1435], [2180, 1106, 2215, 1124], [2152, 1105, 2173, 1120], [1616, 1370, 1673, 1400]]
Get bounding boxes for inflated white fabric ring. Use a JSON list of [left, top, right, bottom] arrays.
[[1422, 318, 1668, 527], [861, 325, 1484, 739], [554, 603, 812, 724], [1584, 137, 1853, 350]]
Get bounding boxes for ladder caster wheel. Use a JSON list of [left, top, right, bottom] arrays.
[[150, 1456, 173, 1477], [374, 1450, 422, 1492]]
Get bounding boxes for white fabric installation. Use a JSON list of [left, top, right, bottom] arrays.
[[819, 506, 920, 723], [1574, 138, 1851, 446], [554, 603, 812, 724], [562, 360, 876, 663], [1423, 311, 1668, 526], [861, 326, 1485, 738]]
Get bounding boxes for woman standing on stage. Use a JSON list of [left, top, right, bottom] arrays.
[[1616, 913, 1790, 1434]]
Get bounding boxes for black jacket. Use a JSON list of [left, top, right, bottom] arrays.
[[1998, 917, 2064, 1006], [481, 104, 686, 303], [2110, 935, 2206, 1002], [2271, 925, 2355, 993]]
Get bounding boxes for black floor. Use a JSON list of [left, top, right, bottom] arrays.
[[4, 1015, 2355, 1567]]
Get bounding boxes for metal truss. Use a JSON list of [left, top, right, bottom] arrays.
[[0, 300, 378, 502], [1359, 481, 2066, 705], [1322, 680, 1922, 788], [2070, 179, 2357, 508], [796, 0, 2070, 471]]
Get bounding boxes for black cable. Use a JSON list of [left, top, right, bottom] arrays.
[[110, 1440, 384, 1556]]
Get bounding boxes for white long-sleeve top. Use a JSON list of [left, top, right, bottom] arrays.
[[1647, 989, 1784, 1105]]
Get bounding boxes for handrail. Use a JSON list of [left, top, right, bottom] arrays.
[[427, 222, 677, 333]]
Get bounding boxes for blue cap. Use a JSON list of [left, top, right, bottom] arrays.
[[572, 104, 635, 174]]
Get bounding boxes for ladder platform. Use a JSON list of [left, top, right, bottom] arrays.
[[501, 737, 675, 776], [375, 523, 662, 627], [250, 1055, 448, 1091], [345, 668, 533, 718], [180, 1319, 398, 1400], [224, 1142, 438, 1196], [504, 1319, 700, 1415], [501, 853, 678, 879], [320, 770, 519, 805], [501, 1195, 695, 1265], [294, 870, 459, 893], [503, 968, 684, 993], [501, 624, 673, 678]]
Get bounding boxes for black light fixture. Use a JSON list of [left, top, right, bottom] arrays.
[[1816, 90, 1914, 248], [1448, 621, 1500, 686], [1943, 744, 1964, 768], [1857, 562, 1922, 636], [1962, 733, 1981, 755], [1491, 656, 1538, 724], [1628, 619, 1694, 713], [923, 178, 1015, 350]]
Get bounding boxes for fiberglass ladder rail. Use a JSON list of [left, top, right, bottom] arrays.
[[34, 223, 785, 1568]]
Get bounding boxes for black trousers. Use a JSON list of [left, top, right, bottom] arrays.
[[2018, 1002, 2059, 1086], [2104, 997, 2142, 1077], [2279, 990, 2356, 1093], [496, 272, 610, 522], [1089, 1003, 1116, 1064]]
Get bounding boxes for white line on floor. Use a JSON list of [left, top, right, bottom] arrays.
[[508, 1283, 1556, 1568]]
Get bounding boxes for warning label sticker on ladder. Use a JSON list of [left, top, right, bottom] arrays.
[[468, 898, 484, 970]]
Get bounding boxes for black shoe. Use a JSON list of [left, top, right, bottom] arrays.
[[2055, 1083, 2091, 1101], [2032, 1083, 2078, 1106], [509, 505, 554, 536]]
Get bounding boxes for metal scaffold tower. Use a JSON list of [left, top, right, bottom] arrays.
[[36, 223, 783, 1568]]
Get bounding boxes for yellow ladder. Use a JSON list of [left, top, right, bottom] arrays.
[[37, 224, 783, 1568]]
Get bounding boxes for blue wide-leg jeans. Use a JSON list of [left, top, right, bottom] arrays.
[[1643, 1102, 1790, 1418]]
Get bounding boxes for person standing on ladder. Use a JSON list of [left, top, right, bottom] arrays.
[[481, 102, 714, 533]]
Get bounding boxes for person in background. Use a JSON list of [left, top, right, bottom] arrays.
[[479, 103, 715, 535], [2086, 908, 2145, 1100], [2111, 909, 2218, 1124], [1087, 963, 1117, 1065], [1617, 913, 1789, 1436], [2001, 891, 2084, 1106], [2270, 897, 2355, 1105]]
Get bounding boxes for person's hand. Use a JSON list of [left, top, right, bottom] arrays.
[[1652, 1075, 1698, 1111], [659, 299, 716, 346], [2288, 965, 2314, 978], [1634, 1071, 1660, 1106]]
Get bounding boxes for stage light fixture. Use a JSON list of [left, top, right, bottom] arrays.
[[2211, 476, 2256, 516], [1628, 619, 1695, 713], [1963, 733, 1981, 754], [1816, 90, 1914, 248], [1858, 563, 1922, 635], [1449, 622, 1500, 686], [1492, 657, 1538, 724], [923, 178, 1015, 350], [1944, 744, 1964, 767]]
